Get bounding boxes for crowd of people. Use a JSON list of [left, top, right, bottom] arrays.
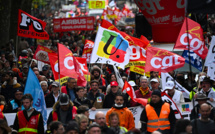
[[0, 32, 215, 134]]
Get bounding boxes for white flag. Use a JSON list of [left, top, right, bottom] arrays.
[[161, 72, 190, 99], [205, 36, 215, 66], [207, 64, 215, 81], [113, 65, 124, 88]]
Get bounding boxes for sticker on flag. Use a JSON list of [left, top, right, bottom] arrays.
[[90, 26, 131, 69]]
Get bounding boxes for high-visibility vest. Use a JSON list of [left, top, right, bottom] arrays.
[[17, 111, 40, 134], [52, 106, 77, 121], [146, 103, 170, 132], [0, 112, 4, 119]]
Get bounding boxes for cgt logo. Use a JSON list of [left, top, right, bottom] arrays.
[[150, 55, 181, 69], [180, 26, 205, 54], [19, 13, 44, 32], [54, 56, 74, 72]]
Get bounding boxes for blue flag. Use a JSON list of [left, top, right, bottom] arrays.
[[182, 50, 202, 71], [24, 68, 47, 123]]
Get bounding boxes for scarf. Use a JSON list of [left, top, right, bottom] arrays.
[[139, 87, 149, 96]]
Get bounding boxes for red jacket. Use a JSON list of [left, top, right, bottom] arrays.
[[130, 88, 152, 107]]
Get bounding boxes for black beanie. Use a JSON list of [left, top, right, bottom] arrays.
[[152, 90, 161, 98]]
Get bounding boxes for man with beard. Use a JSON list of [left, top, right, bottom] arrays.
[[140, 90, 176, 134], [61, 77, 77, 101], [105, 93, 135, 130], [91, 65, 107, 87], [87, 80, 105, 110], [95, 111, 114, 134], [13, 94, 44, 134], [1, 71, 22, 103], [6, 89, 23, 113]]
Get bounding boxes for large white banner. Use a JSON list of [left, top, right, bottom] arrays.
[[161, 72, 190, 99]]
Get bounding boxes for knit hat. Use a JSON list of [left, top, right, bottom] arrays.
[[151, 90, 161, 98]]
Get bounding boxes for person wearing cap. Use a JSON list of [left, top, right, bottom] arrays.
[[194, 77, 215, 106], [165, 81, 185, 105], [49, 121, 65, 134], [103, 81, 127, 108], [65, 121, 79, 134], [6, 89, 23, 113], [106, 93, 135, 131], [87, 122, 101, 134], [73, 87, 92, 108], [47, 93, 77, 126], [150, 77, 161, 91], [140, 90, 176, 134], [13, 94, 44, 134], [95, 111, 115, 134], [106, 73, 119, 95], [1, 71, 22, 104], [87, 80, 105, 110], [40, 65, 52, 79], [40, 81, 50, 97], [190, 93, 215, 120], [61, 77, 77, 102], [18, 63, 29, 83], [45, 81, 61, 108], [130, 76, 152, 107]]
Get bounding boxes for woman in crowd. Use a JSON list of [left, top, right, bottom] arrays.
[[75, 114, 88, 134], [108, 112, 128, 134]]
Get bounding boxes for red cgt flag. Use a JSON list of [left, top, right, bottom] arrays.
[[122, 81, 148, 106], [145, 47, 185, 72], [174, 17, 208, 59], [17, 9, 49, 40], [58, 43, 78, 79], [73, 56, 87, 87], [48, 53, 69, 84]]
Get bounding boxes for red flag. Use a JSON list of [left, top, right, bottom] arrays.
[[81, 40, 94, 63], [174, 17, 208, 59], [73, 56, 87, 87], [33, 45, 56, 64], [48, 53, 68, 84], [145, 47, 185, 72], [122, 81, 148, 106], [17, 9, 49, 40], [58, 43, 77, 79]]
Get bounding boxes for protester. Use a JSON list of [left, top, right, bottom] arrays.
[[13, 94, 44, 134], [140, 90, 176, 134], [49, 121, 65, 134], [87, 122, 101, 134], [47, 93, 77, 126], [45, 81, 61, 108], [73, 87, 92, 108], [174, 119, 192, 134], [6, 89, 23, 113], [106, 93, 135, 130], [165, 81, 185, 105], [61, 78, 77, 101], [150, 77, 161, 91], [87, 80, 105, 110], [191, 103, 215, 134], [95, 111, 114, 134], [65, 121, 79, 134], [0, 119, 11, 134], [130, 76, 152, 107], [40, 81, 50, 97], [108, 112, 128, 134], [190, 93, 215, 120], [75, 114, 88, 134]]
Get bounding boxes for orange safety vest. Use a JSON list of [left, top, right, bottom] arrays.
[[17, 111, 40, 134], [146, 103, 170, 132], [52, 106, 77, 121]]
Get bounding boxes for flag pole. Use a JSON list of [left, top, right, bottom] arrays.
[[57, 43, 61, 85]]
